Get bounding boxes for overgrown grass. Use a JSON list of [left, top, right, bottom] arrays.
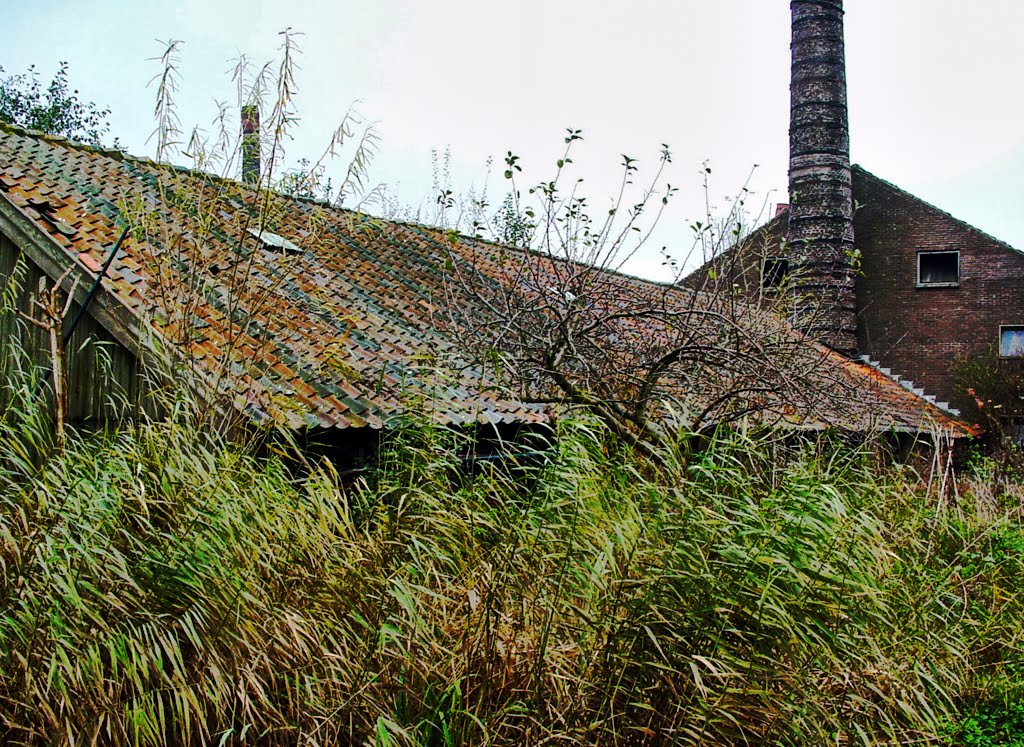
[[1, 395, 1024, 744]]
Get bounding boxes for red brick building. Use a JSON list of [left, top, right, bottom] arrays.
[[687, 0, 1024, 417], [850, 169, 1024, 413], [687, 166, 1024, 414]]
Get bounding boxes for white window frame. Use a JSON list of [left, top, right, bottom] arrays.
[[917, 250, 960, 288]]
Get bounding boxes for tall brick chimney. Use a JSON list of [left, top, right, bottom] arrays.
[[787, 0, 857, 356], [241, 104, 260, 186]]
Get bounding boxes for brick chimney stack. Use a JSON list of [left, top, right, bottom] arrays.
[[787, 0, 857, 356], [241, 104, 260, 186]]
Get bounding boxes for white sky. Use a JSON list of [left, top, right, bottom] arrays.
[[2, 1, 1022, 281]]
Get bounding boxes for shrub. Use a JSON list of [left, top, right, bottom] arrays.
[[2, 404, 1024, 744]]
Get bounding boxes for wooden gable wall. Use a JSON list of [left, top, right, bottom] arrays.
[[0, 231, 148, 425]]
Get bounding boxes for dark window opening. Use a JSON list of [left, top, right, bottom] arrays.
[[762, 257, 790, 288], [1000, 325, 1024, 357], [918, 251, 959, 286]]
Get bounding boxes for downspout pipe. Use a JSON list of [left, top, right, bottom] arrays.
[[62, 225, 129, 346]]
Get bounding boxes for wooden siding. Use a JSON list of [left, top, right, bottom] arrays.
[[0, 231, 147, 424]]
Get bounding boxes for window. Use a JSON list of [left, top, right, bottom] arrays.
[[917, 251, 959, 286], [1000, 325, 1024, 357], [761, 257, 790, 289]]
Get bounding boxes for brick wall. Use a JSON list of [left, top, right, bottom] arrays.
[[852, 167, 1024, 412], [683, 166, 1024, 414]]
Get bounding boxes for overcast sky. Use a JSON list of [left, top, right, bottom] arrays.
[[2, 1, 1022, 280]]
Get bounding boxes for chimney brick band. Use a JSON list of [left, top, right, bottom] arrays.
[[787, 0, 857, 356]]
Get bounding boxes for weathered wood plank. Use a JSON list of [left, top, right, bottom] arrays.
[[0, 232, 149, 424]]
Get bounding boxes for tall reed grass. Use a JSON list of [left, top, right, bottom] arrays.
[[1, 387, 1023, 745]]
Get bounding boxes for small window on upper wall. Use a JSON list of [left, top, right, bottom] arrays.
[[918, 251, 960, 287], [1000, 326, 1024, 357], [761, 257, 790, 288]]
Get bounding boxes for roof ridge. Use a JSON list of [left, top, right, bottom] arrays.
[[0, 122, 722, 293], [0, 119, 381, 213], [679, 208, 790, 288], [851, 164, 1021, 256], [0, 121, 707, 305], [0, 121, 557, 255], [0, 119, 129, 160]]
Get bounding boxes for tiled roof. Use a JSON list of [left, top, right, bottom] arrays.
[[0, 123, 977, 437]]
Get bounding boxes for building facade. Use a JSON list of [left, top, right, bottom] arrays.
[[686, 0, 1024, 418]]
